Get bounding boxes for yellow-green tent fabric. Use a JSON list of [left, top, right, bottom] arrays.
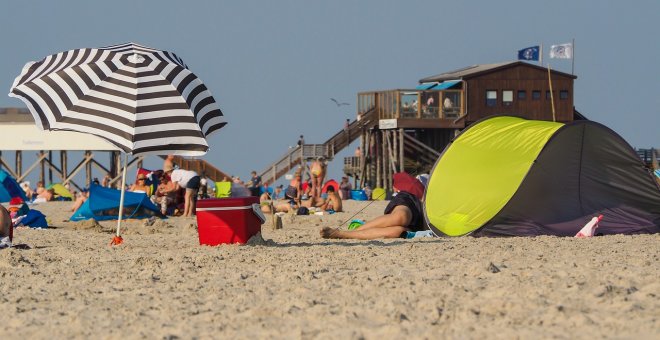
[[47, 183, 74, 200], [215, 181, 231, 198], [371, 187, 386, 200], [424, 116, 660, 237], [425, 116, 562, 236]]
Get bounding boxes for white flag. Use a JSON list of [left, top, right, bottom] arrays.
[[550, 43, 573, 59]]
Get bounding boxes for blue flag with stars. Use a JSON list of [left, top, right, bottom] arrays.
[[518, 46, 540, 61]]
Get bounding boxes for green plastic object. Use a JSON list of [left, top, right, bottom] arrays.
[[348, 219, 365, 230]]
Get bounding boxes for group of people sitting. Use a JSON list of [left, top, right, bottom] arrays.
[[68, 156, 202, 218], [259, 159, 344, 215], [140, 159, 201, 217]]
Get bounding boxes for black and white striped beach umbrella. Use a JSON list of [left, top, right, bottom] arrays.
[[8, 42, 226, 156]]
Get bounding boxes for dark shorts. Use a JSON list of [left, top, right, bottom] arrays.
[[186, 176, 201, 190], [384, 191, 425, 232], [285, 186, 298, 199]]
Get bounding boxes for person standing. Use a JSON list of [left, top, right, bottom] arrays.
[[297, 135, 305, 147], [164, 164, 200, 217], [248, 170, 262, 197], [310, 158, 326, 198], [339, 176, 353, 200]]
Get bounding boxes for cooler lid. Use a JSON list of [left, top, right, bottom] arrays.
[[196, 196, 259, 208]]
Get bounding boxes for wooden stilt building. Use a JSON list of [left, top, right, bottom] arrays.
[[344, 61, 579, 192]]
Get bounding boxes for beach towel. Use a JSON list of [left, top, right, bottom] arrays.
[[15, 209, 48, 229], [47, 183, 73, 200]]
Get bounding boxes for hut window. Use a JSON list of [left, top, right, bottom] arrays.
[[486, 90, 497, 107], [546, 90, 555, 100], [503, 90, 513, 106], [560, 90, 569, 99], [532, 90, 541, 100], [517, 90, 526, 100]]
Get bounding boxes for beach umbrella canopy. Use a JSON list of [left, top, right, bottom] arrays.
[[0, 169, 28, 203], [9, 42, 226, 156], [9, 42, 227, 244]]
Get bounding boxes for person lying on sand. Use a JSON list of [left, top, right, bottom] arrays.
[[33, 188, 55, 203], [260, 191, 299, 214], [320, 172, 424, 240]]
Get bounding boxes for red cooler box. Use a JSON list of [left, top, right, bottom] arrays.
[[196, 197, 266, 245]]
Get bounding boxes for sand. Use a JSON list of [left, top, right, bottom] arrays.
[[0, 200, 658, 339]]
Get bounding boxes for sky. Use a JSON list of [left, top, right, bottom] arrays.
[[1, 0, 659, 186]]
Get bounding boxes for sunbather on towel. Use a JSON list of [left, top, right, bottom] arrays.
[[320, 172, 424, 240]]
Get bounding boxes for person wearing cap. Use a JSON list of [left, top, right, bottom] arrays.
[[164, 164, 200, 217], [129, 173, 152, 196], [320, 172, 425, 240]]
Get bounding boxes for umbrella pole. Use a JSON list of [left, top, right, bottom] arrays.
[[111, 153, 129, 245]]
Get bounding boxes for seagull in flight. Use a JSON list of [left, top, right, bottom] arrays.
[[331, 98, 350, 107]]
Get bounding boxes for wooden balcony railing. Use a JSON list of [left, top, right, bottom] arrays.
[[358, 89, 464, 121]]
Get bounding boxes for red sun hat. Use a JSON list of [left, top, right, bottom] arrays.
[[9, 197, 24, 207], [392, 172, 425, 199]]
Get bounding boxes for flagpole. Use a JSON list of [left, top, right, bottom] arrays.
[[547, 63, 556, 122], [571, 38, 575, 75]]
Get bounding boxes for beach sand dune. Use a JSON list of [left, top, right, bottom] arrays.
[[0, 201, 658, 338]]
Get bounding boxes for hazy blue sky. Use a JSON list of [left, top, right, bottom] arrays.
[[1, 0, 659, 185]]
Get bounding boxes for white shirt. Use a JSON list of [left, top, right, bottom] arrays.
[[170, 169, 198, 187]]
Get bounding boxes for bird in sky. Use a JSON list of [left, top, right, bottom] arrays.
[[330, 98, 350, 107]]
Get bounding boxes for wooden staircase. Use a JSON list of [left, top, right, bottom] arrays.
[[401, 133, 441, 172], [257, 108, 378, 185]]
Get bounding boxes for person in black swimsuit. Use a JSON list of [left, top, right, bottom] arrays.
[[320, 172, 425, 240]]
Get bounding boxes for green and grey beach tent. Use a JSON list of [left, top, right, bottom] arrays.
[[424, 116, 660, 237]]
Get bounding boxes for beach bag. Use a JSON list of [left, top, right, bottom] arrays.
[[296, 207, 309, 215]]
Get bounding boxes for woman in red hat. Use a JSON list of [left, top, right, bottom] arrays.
[[320, 172, 426, 240]]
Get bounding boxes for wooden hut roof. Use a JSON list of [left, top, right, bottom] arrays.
[[419, 61, 577, 83]]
